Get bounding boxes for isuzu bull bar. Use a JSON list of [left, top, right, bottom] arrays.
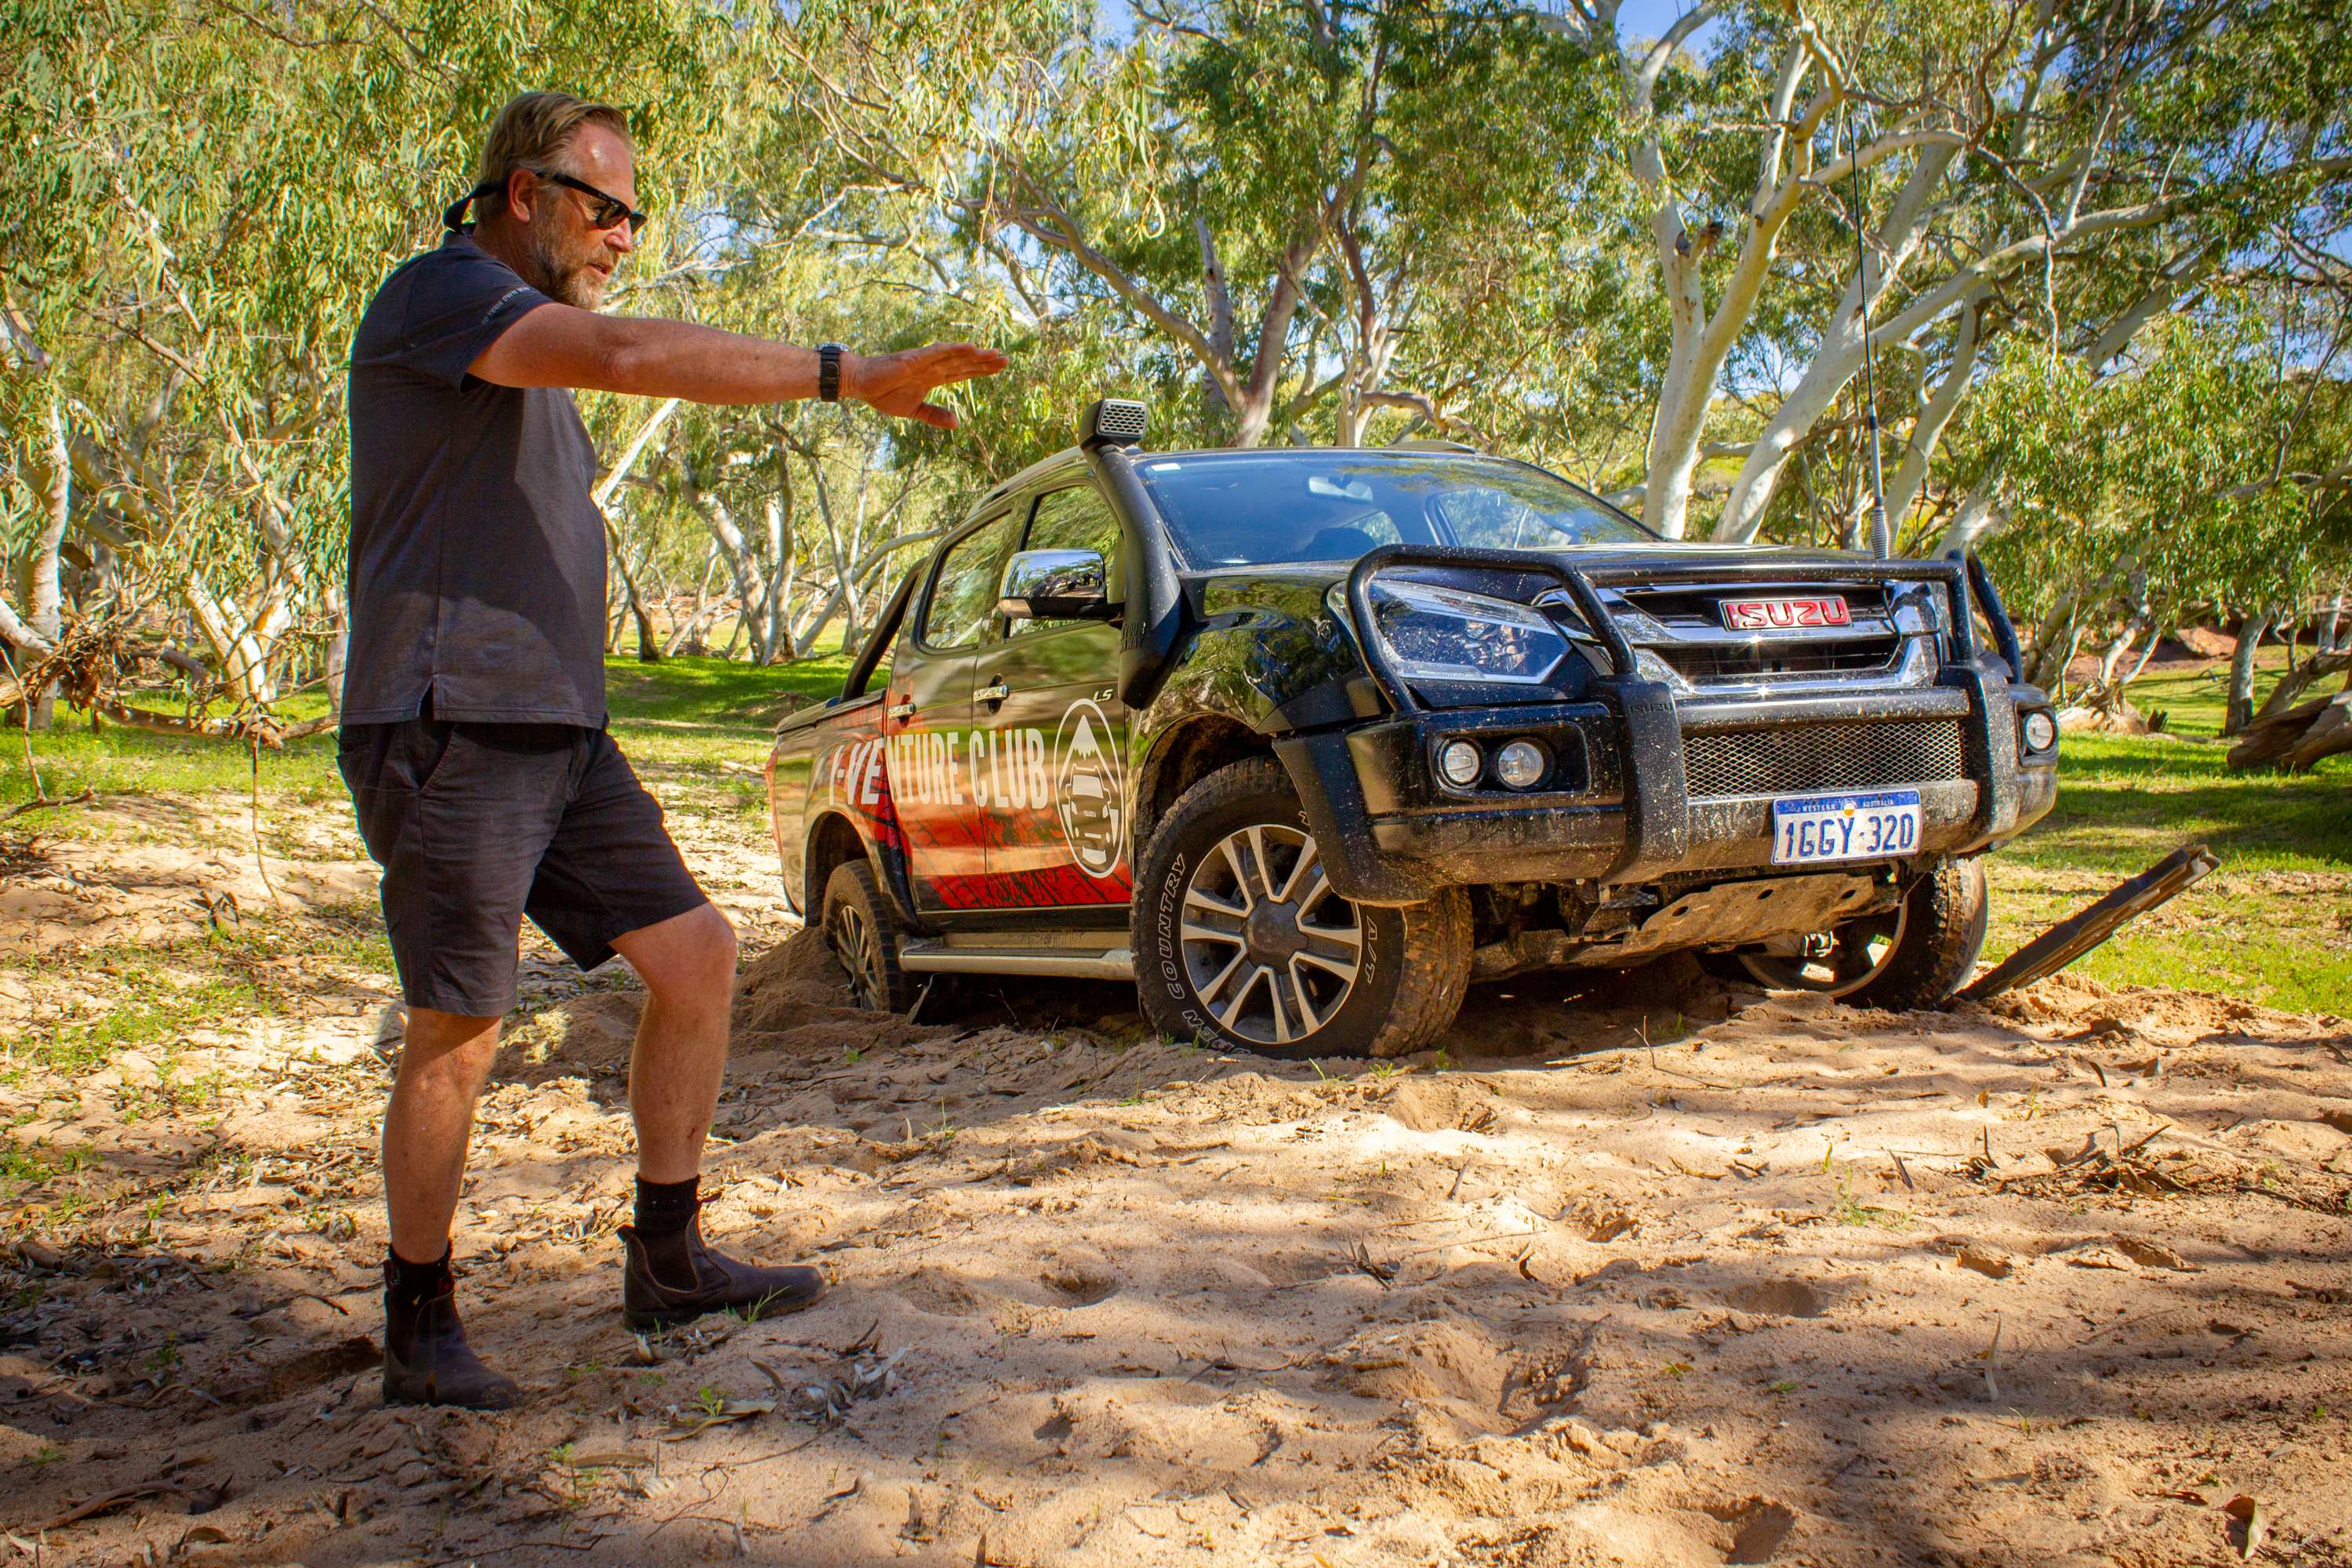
[[1274, 544, 2058, 907]]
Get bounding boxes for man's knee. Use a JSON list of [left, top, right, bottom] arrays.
[[625, 902, 738, 1007], [400, 1007, 503, 1091]]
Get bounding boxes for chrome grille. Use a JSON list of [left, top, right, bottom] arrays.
[[1650, 637, 1900, 682], [1620, 584, 1891, 623], [1682, 719, 1968, 799]]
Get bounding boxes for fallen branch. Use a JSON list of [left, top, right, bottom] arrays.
[[6, 787, 94, 819], [27, 1481, 193, 1534], [2227, 688, 2352, 773]]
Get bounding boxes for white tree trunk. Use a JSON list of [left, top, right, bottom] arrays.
[[1878, 297, 1987, 534], [1936, 467, 2005, 557], [181, 573, 283, 706], [1711, 144, 1961, 543], [2224, 611, 2271, 737], [321, 583, 348, 722], [16, 394, 72, 727], [694, 492, 778, 664]]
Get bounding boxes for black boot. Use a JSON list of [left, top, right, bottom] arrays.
[[619, 1208, 827, 1330], [382, 1254, 521, 1410]]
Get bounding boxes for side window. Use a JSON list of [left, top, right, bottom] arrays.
[[920, 512, 1020, 649], [1025, 485, 1123, 558], [1016, 485, 1124, 633]]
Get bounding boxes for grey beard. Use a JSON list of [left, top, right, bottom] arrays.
[[522, 229, 605, 309]]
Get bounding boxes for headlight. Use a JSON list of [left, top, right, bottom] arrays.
[[2021, 710, 2056, 753], [1359, 580, 1567, 686], [1437, 739, 1483, 786]]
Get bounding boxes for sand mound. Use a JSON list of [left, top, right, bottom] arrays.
[[731, 927, 948, 1056]]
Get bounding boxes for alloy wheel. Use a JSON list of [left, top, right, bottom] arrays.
[[1178, 823, 1363, 1045], [828, 898, 886, 1011]]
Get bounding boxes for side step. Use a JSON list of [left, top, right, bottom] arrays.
[[898, 939, 1135, 982]]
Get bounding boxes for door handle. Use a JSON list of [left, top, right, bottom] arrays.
[[887, 701, 916, 719], [976, 680, 1011, 704]]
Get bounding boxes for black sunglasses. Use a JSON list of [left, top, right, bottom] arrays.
[[442, 168, 649, 235]]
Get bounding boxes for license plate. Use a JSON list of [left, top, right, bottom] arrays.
[[1770, 789, 1921, 865]]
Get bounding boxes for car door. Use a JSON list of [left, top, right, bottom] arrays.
[[973, 482, 1134, 911], [884, 508, 1021, 913]]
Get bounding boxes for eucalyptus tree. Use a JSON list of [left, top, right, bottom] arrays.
[[1958, 310, 2349, 713], [1536, 0, 2352, 542], [0, 0, 724, 723], [769, 0, 1628, 452]]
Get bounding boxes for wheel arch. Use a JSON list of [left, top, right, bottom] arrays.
[[802, 811, 870, 921], [1134, 714, 1274, 858]]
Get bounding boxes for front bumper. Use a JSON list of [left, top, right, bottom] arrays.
[[1276, 673, 2058, 907], [1279, 543, 2057, 906]]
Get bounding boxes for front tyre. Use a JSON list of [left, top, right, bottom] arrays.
[[1733, 855, 1988, 1011], [821, 859, 914, 1015], [1133, 758, 1470, 1058]]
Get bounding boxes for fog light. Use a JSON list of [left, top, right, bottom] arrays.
[[1437, 739, 1483, 787], [2021, 710, 2057, 753], [1494, 739, 1548, 789]]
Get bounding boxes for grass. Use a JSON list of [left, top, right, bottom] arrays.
[[1982, 650, 2350, 1014], [5, 642, 2347, 1014], [0, 1144, 97, 1189], [2, 644, 858, 831]]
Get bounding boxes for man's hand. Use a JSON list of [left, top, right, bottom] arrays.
[[846, 344, 1010, 430]]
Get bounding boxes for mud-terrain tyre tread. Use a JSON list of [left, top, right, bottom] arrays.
[[1384, 882, 1474, 1058], [1132, 757, 1471, 1059], [1847, 855, 1987, 1011], [821, 859, 915, 1015]]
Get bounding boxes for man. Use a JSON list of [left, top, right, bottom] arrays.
[[343, 90, 1005, 1409]]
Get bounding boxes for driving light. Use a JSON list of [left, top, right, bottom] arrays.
[[2021, 710, 2057, 753], [1494, 739, 1548, 790], [1438, 739, 1483, 787], [1363, 580, 1567, 686]]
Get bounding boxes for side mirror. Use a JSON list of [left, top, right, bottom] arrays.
[[999, 548, 1116, 622]]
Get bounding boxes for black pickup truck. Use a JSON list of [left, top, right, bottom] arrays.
[[764, 399, 2059, 1058]]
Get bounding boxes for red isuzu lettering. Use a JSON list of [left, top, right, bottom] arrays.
[[1719, 596, 1852, 630]]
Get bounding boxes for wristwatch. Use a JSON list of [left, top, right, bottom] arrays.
[[817, 343, 846, 402]]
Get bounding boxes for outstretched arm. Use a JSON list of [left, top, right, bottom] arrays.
[[469, 305, 1007, 429]]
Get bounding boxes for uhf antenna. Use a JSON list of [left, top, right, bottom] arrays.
[[1846, 102, 1891, 559]]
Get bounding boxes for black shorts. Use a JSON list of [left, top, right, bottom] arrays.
[[337, 717, 709, 1018]]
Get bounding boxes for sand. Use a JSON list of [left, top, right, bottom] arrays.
[[3, 795, 2349, 1567]]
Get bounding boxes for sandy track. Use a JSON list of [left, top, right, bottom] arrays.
[[3, 801, 2350, 1567]]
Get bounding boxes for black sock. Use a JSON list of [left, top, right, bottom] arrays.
[[385, 1244, 454, 1308], [634, 1175, 701, 1238]]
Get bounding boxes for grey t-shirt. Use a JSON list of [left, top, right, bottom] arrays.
[[343, 232, 608, 728]]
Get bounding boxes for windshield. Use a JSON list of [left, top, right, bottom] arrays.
[[1135, 452, 1651, 568]]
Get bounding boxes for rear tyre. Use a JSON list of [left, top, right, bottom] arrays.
[[1733, 855, 1987, 1011], [1133, 758, 1471, 1059], [821, 859, 914, 1015]]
